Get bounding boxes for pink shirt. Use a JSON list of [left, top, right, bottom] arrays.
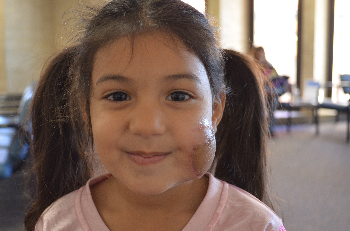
[[36, 173, 285, 231]]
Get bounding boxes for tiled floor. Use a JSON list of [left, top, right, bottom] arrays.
[[0, 166, 30, 231], [269, 121, 350, 230]]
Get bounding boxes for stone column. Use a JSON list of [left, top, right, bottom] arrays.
[[299, 0, 316, 94], [0, 0, 6, 92]]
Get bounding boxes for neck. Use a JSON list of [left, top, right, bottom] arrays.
[[92, 174, 209, 214]]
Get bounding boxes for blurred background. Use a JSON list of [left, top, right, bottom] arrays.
[[1, 0, 349, 97], [0, 0, 349, 230]]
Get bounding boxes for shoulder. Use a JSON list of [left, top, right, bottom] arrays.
[[35, 188, 84, 231], [35, 174, 111, 231], [214, 179, 283, 230]]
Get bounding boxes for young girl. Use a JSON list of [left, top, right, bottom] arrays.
[[25, 1, 285, 230]]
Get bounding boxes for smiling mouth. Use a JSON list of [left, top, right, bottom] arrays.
[[126, 151, 171, 166]]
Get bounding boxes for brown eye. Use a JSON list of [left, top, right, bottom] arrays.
[[167, 91, 192, 101], [106, 92, 131, 102]]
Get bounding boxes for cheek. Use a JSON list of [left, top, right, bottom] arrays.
[[191, 136, 216, 177], [186, 118, 216, 177]]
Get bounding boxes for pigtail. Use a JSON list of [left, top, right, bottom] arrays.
[[214, 50, 268, 202], [24, 47, 93, 231]]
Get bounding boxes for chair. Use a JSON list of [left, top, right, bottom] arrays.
[[278, 80, 320, 133], [0, 81, 36, 179], [318, 75, 350, 142], [340, 74, 350, 94], [0, 93, 22, 116]]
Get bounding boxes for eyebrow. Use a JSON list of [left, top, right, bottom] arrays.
[[164, 74, 202, 84], [95, 75, 132, 85]]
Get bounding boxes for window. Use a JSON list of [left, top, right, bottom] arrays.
[[182, 0, 206, 13], [254, 0, 298, 85], [333, 0, 350, 101]]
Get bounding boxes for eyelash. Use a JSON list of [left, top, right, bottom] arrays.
[[104, 91, 193, 102], [105, 91, 131, 102], [166, 91, 193, 102]]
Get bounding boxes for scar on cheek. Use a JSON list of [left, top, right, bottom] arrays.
[[190, 123, 216, 177], [190, 140, 216, 177]]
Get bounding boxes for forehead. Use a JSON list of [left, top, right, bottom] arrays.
[[91, 32, 209, 85]]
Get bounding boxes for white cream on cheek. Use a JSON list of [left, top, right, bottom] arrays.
[[187, 118, 216, 177]]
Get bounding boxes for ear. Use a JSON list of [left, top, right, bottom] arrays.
[[212, 91, 226, 132]]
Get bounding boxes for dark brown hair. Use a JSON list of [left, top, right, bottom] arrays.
[[24, 46, 94, 230], [215, 49, 268, 201], [25, 1, 268, 230]]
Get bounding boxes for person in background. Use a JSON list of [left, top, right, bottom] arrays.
[[251, 46, 279, 137]]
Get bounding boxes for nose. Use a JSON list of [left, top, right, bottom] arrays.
[[129, 101, 166, 138]]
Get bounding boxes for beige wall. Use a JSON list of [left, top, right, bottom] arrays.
[[0, 0, 332, 94], [206, 0, 250, 53], [206, 0, 220, 22], [206, 0, 220, 40], [219, 0, 250, 53], [52, 0, 81, 49], [0, 0, 104, 93], [3, 0, 55, 93], [0, 0, 6, 92], [300, 0, 316, 93], [53, 0, 104, 48]]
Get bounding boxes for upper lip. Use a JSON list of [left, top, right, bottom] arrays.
[[126, 151, 171, 157]]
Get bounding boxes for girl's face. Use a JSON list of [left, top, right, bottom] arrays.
[[90, 32, 224, 195]]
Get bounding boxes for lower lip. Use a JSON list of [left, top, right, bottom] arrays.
[[128, 154, 168, 166]]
